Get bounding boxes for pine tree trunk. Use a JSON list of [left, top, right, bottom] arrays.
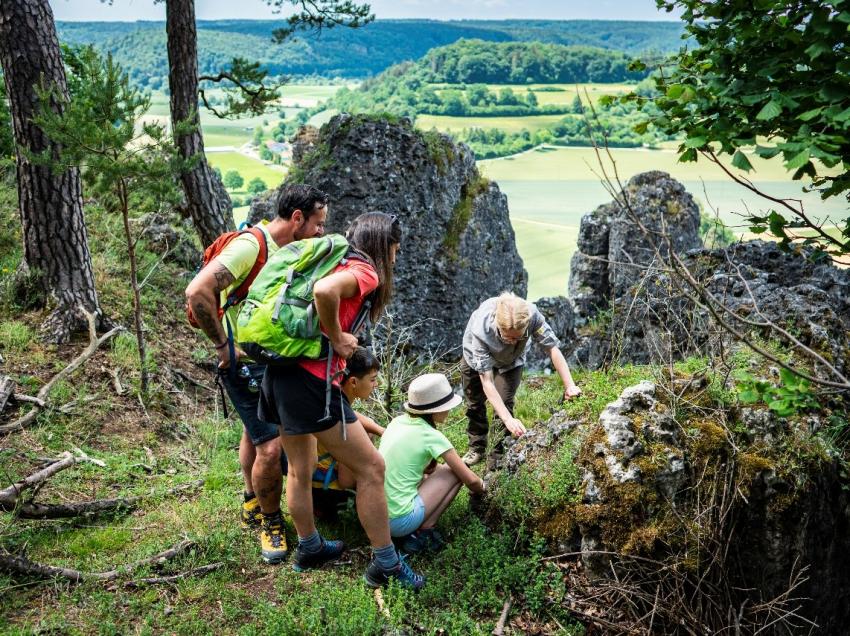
[[0, 0, 106, 343], [165, 0, 234, 248]]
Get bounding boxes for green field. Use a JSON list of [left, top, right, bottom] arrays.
[[432, 82, 634, 107], [417, 113, 566, 134], [206, 152, 287, 190]]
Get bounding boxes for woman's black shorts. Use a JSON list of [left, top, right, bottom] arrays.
[[258, 364, 356, 436]]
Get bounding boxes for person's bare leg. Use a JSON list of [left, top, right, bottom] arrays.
[[315, 421, 390, 547], [336, 462, 356, 490], [417, 464, 462, 528], [278, 433, 318, 537], [239, 429, 255, 493], [252, 436, 283, 514]]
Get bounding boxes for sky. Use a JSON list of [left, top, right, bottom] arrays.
[[52, 0, 682, 22]]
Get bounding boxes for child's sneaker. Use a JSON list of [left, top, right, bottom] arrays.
[[393, 532, 425, 555], [363, 555, 426, 590], [418, 528, 446, 553], [292, 538, 345, 572]]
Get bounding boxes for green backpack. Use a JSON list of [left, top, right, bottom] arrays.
[[236, 234, 371, 367]]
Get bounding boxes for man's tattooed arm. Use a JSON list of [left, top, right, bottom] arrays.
[[185, 262, 236, 346]]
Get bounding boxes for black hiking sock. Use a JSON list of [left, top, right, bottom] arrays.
[[244, 491, 256, 502], [263, 510, 284, 528]]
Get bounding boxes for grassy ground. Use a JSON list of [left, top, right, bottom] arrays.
[[206, 152, 287, 192]]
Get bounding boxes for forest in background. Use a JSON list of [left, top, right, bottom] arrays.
[[57, 18, 687, 86]]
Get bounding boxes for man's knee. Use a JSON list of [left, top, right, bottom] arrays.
[[353, 452, 385, 483], [254, 437, 282, 462]]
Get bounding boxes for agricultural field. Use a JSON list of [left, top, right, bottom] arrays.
[[416, 113, 566, 134], [431, 82, 635, 106], [205, 152, 287, 191]]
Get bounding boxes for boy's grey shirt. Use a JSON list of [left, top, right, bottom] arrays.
[[462, 297, 560, 373]]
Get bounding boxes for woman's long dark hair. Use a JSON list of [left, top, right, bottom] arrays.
[[346, 212, 402, 320]]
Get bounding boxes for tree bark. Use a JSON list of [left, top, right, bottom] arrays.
[[165, 0, 234, 248], [0, 0, 106, 343]]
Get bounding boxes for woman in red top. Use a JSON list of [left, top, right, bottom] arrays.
[[259, 212, 424, 589]]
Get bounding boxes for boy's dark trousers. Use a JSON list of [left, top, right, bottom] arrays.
[[460, 359, 523, 471]]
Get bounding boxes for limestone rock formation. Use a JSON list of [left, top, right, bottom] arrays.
[[569, 171, 702, 324], [497, 380, 850, 632], [251, 115, 527, 354], [567, 172, 850, 378]]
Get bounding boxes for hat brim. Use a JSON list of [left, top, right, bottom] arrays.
[[404, 392, 463, 415]]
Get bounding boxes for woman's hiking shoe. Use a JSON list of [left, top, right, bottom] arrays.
[[462, 449, 483, 466], [363, 555, 426, 590], [241, 496, 263, 528], [292, 538, 345, 572], [260, 516, 288, 564]]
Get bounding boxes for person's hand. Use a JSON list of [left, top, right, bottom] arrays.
[[330, 332, 358, 359], [564, 384, 582, 400], [216, 342, 245, 369], [504, 416, 526, 438]]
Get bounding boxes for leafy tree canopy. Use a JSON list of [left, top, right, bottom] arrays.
[[648, 0, 850, 200]]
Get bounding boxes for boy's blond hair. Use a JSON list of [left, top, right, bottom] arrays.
[[493, 292, 530, 333]]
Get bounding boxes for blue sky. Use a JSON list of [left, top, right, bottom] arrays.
[[52, 0, 681, 22]]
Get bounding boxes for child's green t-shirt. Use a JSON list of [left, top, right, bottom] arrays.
[[379, 413, 453, 518]]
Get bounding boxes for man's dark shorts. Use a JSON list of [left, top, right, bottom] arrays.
[[259, 364, 356, 436], [219, 363, 280, 446]]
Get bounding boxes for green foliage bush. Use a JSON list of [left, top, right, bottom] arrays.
[[735, 368, 821, 417]]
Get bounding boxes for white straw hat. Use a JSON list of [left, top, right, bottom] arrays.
[[404, 373, 463, 415]]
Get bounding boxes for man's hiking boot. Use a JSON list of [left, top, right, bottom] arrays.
[[292, 538, 345, 572], [260, 516, 288, 564], [364, 555, 426, 590], [462, 449, 483, 467], [241, 496, 263, 528]]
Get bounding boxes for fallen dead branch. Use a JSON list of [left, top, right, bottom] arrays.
[[0, 311, 123, 434], [0, 375, 14, 413], [0, 539, 196, 583], [121, 562, 223, 588], [492, 595, 513, 636]]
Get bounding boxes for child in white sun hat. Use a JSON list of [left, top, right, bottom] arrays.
[[378, 372, 486, 554]]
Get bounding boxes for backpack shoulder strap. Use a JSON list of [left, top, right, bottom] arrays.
[[224, 226, 269, 310]]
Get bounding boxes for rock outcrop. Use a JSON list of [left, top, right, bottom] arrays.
[[569, 171, 702, 323], [497, 380, 850, 633], [250, 115, 527, 354], [567, 172, 850, 379]]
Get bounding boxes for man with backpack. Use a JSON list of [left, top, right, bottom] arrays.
[[185, 184, 328, 564]]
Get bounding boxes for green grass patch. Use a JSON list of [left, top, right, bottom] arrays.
[[0, 319, 35, 354], [418, 113, 566, 134]]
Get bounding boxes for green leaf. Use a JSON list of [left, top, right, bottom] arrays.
[[797, 107, 824, 121], [768, 400, 793, 416], [679, 148, 698, 162], [785, 147, 811, 169], [749, 226, 769, 234], [666, 84, 685, 100], [633, 121, 649, 134], [768, 210, 787, 235], [779, 367, 799, 387], [731, 150, 753, 171], [738, 390, 761, 404], [754, 145, 782, 158], [684, 135, 707, 148], [756, 99, 783, 121], [805, 41, 832, 60]]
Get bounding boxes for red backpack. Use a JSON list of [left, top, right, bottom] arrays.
[[187, 226, 269, 328]]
